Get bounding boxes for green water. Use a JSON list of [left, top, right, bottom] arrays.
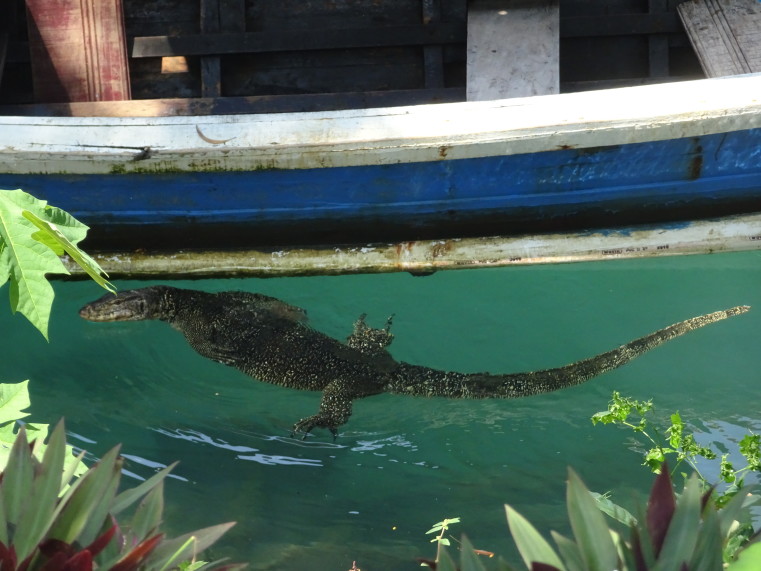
[[2, 251, 760, 569]]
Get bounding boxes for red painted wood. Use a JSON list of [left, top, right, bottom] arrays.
[[26, 0, 130, 102]]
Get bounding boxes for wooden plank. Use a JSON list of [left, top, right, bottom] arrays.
[[467, 0, 559, 101], [132, 23, 466, 57], [678, 0, 761, 77], [422, 0, 445, 89], [0, 87, 464, 117], [26, 0, 130, 102], [200, 0, 222, 98]]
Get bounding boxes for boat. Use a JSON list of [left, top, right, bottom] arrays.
[[1, 0, 760, 276]]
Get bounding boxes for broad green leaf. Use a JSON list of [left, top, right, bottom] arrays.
[[566, 469, 618, 571], [0, 189, 68, 338], [505, 505, 565, 570], [0, 380, 31, 425], [0, 188, 112, 338], [22, 210, 114, 293], [727, 542, 761, 571]]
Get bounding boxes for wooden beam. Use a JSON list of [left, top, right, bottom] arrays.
[[0, 87, 464, 117], [467, 0, 559, 101], [132, 23, 466, 58], [26, 0, 130, 102], [200, 0, 222, 98], [678, 0, 761, 77]]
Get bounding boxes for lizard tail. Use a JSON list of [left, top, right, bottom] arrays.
[[387, 306, 750, 399]]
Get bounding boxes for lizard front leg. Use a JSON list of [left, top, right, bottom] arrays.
[[291, 378, 356, 440]]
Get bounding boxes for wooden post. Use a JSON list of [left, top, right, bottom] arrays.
[[200, 0, 246, 98], [466, 0, 559, 101], [26, 0, 130, 103]]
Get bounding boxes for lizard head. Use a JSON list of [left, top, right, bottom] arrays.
[[79, 286, 174, 322]]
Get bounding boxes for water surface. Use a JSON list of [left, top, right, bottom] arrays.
[[2, 251, 760, 569]]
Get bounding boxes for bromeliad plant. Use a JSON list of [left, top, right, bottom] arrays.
[[0, 421, 241, 571], [503, 467, 761, 571]]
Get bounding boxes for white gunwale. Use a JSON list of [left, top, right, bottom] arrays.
[[2, 74, 761, 174]]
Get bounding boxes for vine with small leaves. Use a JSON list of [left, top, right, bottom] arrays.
[[592, 391, 761, 504]]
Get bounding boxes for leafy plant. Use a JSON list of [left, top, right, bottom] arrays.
[[504, 466, 761, 571], [0, 188, 114, 339], [0, 380, 85, 478], [419, 517, 495, 570], [0, 420, 242, 571], [591, 392, 761, 501]]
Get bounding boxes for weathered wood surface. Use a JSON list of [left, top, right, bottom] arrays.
[[466, 0, 559, 101], [132, 24, 466, 58], [60, 212, 761, 278], [25, 0, 130, 102], [678, 0, 761, 76], [0, 88, 464, 117]]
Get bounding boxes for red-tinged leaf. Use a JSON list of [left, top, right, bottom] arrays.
[[700, 487, 715, 512], [0, 541, 18, 569], [647, 466, 676, 556], [61, 549, 93, 571], [109, 534, 164, 571], [531, 563, 563, 571], [39, 551, 69, 571], [84, 524, 116, 557], [39, 538, 74, 559], [630, 526, 648, 571]]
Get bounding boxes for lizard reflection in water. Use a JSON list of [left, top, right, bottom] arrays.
[[79, 286, 749, 438]]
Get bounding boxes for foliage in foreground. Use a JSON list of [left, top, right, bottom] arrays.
[[592, 392, 761, 505], [0, 188, 114, 339], [0, 420, 241, 571], [421, 467, 761, 571], [0, 380, 85, 477]]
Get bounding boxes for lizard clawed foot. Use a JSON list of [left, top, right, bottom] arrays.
[[291, 414, 339, 441]]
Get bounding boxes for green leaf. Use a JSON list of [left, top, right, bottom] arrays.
[[0, 188, 112, 338], [550, 532, 584, 571], [565, 469, 618, 571], [727, 542, 761, 571], [145, 522, 236, 570], [0, 380, 31, 425], [48, 445, 122, 545], [688, 500, 723, 571], [651, 474, 702, 571], [12, 420, 67, 561], [1, 426, 34, 525], [590, 492, 637, 527], [22, 210, 114, 294], [505, 505, 565, 570], [111, 462, 178, 516], [130, 480, 166, 542], [459, 535, 488, 571]]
